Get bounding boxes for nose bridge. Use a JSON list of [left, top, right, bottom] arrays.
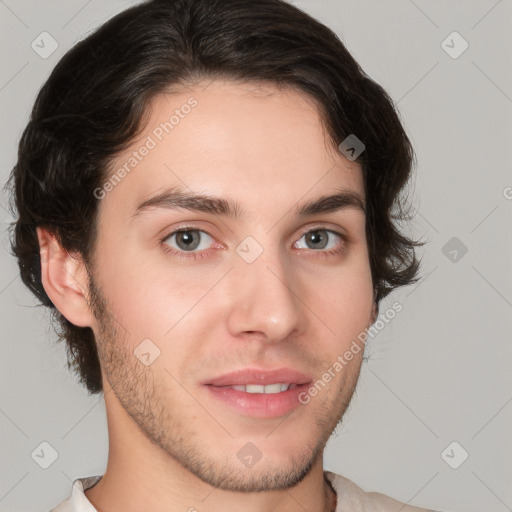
[[226, 234, 305, 341]]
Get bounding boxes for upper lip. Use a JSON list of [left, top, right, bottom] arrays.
[[203, 368, 312, 387]]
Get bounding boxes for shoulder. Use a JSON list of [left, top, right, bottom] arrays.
[[325, 471, 441, 512]]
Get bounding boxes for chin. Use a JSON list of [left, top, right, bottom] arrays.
[[185, 445, 321, 492]]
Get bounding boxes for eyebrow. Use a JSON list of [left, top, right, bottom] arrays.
[[130, 186, 365, 221]]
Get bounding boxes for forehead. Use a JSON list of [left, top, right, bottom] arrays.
[[98, 78, 363, 221]]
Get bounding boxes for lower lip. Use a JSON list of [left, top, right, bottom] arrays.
[[204, 384, 310, 418]]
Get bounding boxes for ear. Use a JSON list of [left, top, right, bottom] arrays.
[[36, 227, 95, 328]]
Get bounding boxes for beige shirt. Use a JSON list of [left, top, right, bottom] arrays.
[[50, 471, 441, 511]]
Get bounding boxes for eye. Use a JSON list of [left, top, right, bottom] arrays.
[[160, 226, 345, 261], [162, 228, 214, 255], [294, 228, 344, 253]]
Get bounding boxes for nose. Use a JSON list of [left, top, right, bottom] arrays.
[[225, 241, 307, 344]]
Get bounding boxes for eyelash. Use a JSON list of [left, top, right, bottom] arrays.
[[160, 224, 347, 261]]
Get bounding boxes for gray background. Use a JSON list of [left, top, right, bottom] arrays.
[[1, 1, 511, 511]]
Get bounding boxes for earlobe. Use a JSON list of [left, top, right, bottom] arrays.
[[36, 227, 95, 328]]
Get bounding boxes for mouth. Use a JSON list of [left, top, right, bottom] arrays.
[[216, 383, 299, 393], [202, 368, 312, 418], [203, 367, 312, 387]]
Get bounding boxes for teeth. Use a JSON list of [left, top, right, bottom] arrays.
[[264, 383, 282, 394], [246, 384, 265, 393], [229, 383, 291, 394]]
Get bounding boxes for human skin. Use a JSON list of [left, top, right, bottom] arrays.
[[37, 79, 376, 512]]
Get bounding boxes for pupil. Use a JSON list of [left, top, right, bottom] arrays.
[[308, 230, 327, 249], [178, 231, 199, 250]]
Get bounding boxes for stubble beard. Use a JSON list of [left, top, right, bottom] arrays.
[[87, 272, 362, 493]]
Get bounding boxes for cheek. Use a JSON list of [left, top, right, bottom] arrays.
[[92, 241, 175, 341], [94, 222, 373, 352], [94, 243, 221, 349], [309, 261, 374, 342]]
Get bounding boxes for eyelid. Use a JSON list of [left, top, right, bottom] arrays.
[[160, 222, 348, 259], [296, 222, 346, 239], [160, 223, 222, 248], [161, 222, 346, 244]]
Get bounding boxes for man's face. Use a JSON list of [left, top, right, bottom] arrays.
[[86, 79, 374, 492]]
